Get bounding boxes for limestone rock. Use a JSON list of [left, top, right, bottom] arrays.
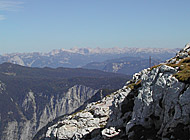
[[102, 127, 121, 139]]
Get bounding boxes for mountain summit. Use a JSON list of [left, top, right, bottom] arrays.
[[36, 44, 190, 140]]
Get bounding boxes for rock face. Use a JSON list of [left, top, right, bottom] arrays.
[[39, 44, 190, 140], [0, 85, 98, 140]]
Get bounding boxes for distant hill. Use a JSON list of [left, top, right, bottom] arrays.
[[83, 56, 162, 75], [0, 63, 130, 140]]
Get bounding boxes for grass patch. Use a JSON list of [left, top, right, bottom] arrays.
[[71, 109, 84, 118], [174, 67, 190, 82], [100, 124, 105, 128], [149, 64, 163, 71], [126, 80, 142, 90], [168, 57, 190, 83]]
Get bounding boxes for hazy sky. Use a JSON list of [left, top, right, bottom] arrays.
[[0, 0, 190, 54]]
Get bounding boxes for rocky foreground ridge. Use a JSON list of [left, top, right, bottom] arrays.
[[35, 43, 190, 140]]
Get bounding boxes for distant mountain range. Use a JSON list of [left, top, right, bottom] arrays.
[[0, 47, 179, 70], [0, 63, 130, 140]]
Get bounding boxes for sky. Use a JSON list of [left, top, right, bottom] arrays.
[[0, 0, 190, 54]]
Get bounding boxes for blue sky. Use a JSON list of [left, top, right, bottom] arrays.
[[0, 0, 190, 54]]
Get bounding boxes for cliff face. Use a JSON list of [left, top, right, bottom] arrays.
[[1, 85, 98, 140], [40, 44, 190, 140]]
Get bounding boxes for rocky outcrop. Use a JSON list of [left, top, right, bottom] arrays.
[[40, 44, 190, 140], [44, 91, 115, 140]]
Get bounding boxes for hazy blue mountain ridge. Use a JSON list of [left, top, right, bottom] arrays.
[[83, 56, 162, 75]]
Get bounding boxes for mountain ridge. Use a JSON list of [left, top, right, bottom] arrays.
[[2, 47, 179, 56]]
